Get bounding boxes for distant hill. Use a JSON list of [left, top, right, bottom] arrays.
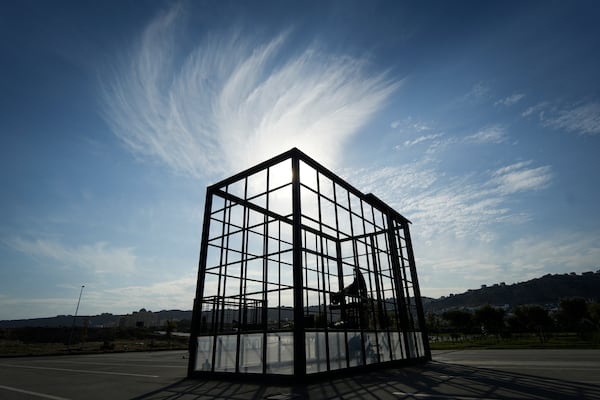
[[3, 271, 599, 327], [0, 315, 104, 329], [0, 310, 193, 329], [424, 271, 600, 313]]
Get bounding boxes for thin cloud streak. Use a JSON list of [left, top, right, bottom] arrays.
[[390, 117, 431, 132], [464, 125, 507, 144], [8, 237, 137, 275], [0, 296, 81, 320], [495, 93, 525, 107], [0, 275, 197, 319], [398, 122, 507, 158], [402, 133, 444, 147], [509, 232, 600, 273], [344, 159, 551, 241], [492, 161, 552, 195], [521, 101, 549, 117], [457, 81, 490, 103], [101, 7, 401, 179], [417, 229, 598, 296], [543, 102, 600, 136], [92, 275, 197, 312], [522, 101, 600, 136]]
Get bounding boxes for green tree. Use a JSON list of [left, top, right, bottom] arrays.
[[177, 319, 192, 333], [426, 312, 440, 333], [588, 302, 600, 327], [165, 320, 177, 347], [587, 302, 600, 342], [557, 297, 588, 332], [475, 305, 505, 337], [441, 310, 473, 334], [513, 305, 553, 343]]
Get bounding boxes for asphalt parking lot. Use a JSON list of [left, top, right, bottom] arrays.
[[1, 349, 599, 399]]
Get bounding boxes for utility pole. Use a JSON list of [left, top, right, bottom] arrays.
[[67, 285, 85, 351]]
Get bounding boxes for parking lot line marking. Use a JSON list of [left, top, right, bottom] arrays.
[[40, 360, 185, 369], [0, 384, 71, 400], [0, 363, 159, 378], [391, 392, 497, 400]]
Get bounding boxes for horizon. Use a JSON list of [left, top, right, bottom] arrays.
[[3, 269, 599, 322], [1, 1, 600, 320]]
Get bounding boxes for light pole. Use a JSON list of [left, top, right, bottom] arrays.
[[67, 285, 85, 350]]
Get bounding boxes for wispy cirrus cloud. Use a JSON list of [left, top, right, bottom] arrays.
[[491, 161, 552, 195], [390, 117, 431, 132], [522, 101, 600, 136], [402, 133, 445, 147], [397, 122, 507, 157], [88, 275, 197, 313], [457, 81, 491, 103], [417, 229, 599, 296], [0, 275, 197, 319], [521, 101, 549, 118], [343, 156, 554, 296], [7, 237, 137, 275], [542, 102, 600, 136], [464, 125, 507, 144], [344, 159, 551, 241], [0, 295, 85, 320], [101, 6, 401, 179], [509, 231, 600, 273], [494, 93, 525, 107]]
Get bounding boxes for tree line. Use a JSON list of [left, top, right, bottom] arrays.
[[427, 297, 600, 344]]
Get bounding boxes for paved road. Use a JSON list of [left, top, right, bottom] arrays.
[[434, 349, 600, 385], [0, 351, 187, 400], [1, 349, 599, 399]]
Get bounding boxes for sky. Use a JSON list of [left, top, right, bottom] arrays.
[[1, 0, 599, 320]]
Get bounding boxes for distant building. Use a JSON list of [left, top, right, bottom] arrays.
[[119, 309, 165, 328]]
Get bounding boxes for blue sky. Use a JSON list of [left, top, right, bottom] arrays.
[[1, 1, 599, 320]]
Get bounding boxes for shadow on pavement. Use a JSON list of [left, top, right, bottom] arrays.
[[132, 361, 600, 399]]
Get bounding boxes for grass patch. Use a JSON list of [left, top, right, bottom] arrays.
[[0, 338, 188, 357], [429, 332, 600, 350]]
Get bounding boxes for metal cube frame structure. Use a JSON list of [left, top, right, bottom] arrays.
[[188, 148, 430, 380]]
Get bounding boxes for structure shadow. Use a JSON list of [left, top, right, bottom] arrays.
[[133, 361, 600, 400], [382, 361, 600, 400]]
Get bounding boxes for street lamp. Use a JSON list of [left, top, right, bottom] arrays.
[[67, 285, 85, 350]]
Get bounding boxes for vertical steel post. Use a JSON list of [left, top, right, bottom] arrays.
[[385, 215, 412, 358], [291, 153, 306, 377], [188, 188, 214, 376], [402, 224, 432, 360]]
